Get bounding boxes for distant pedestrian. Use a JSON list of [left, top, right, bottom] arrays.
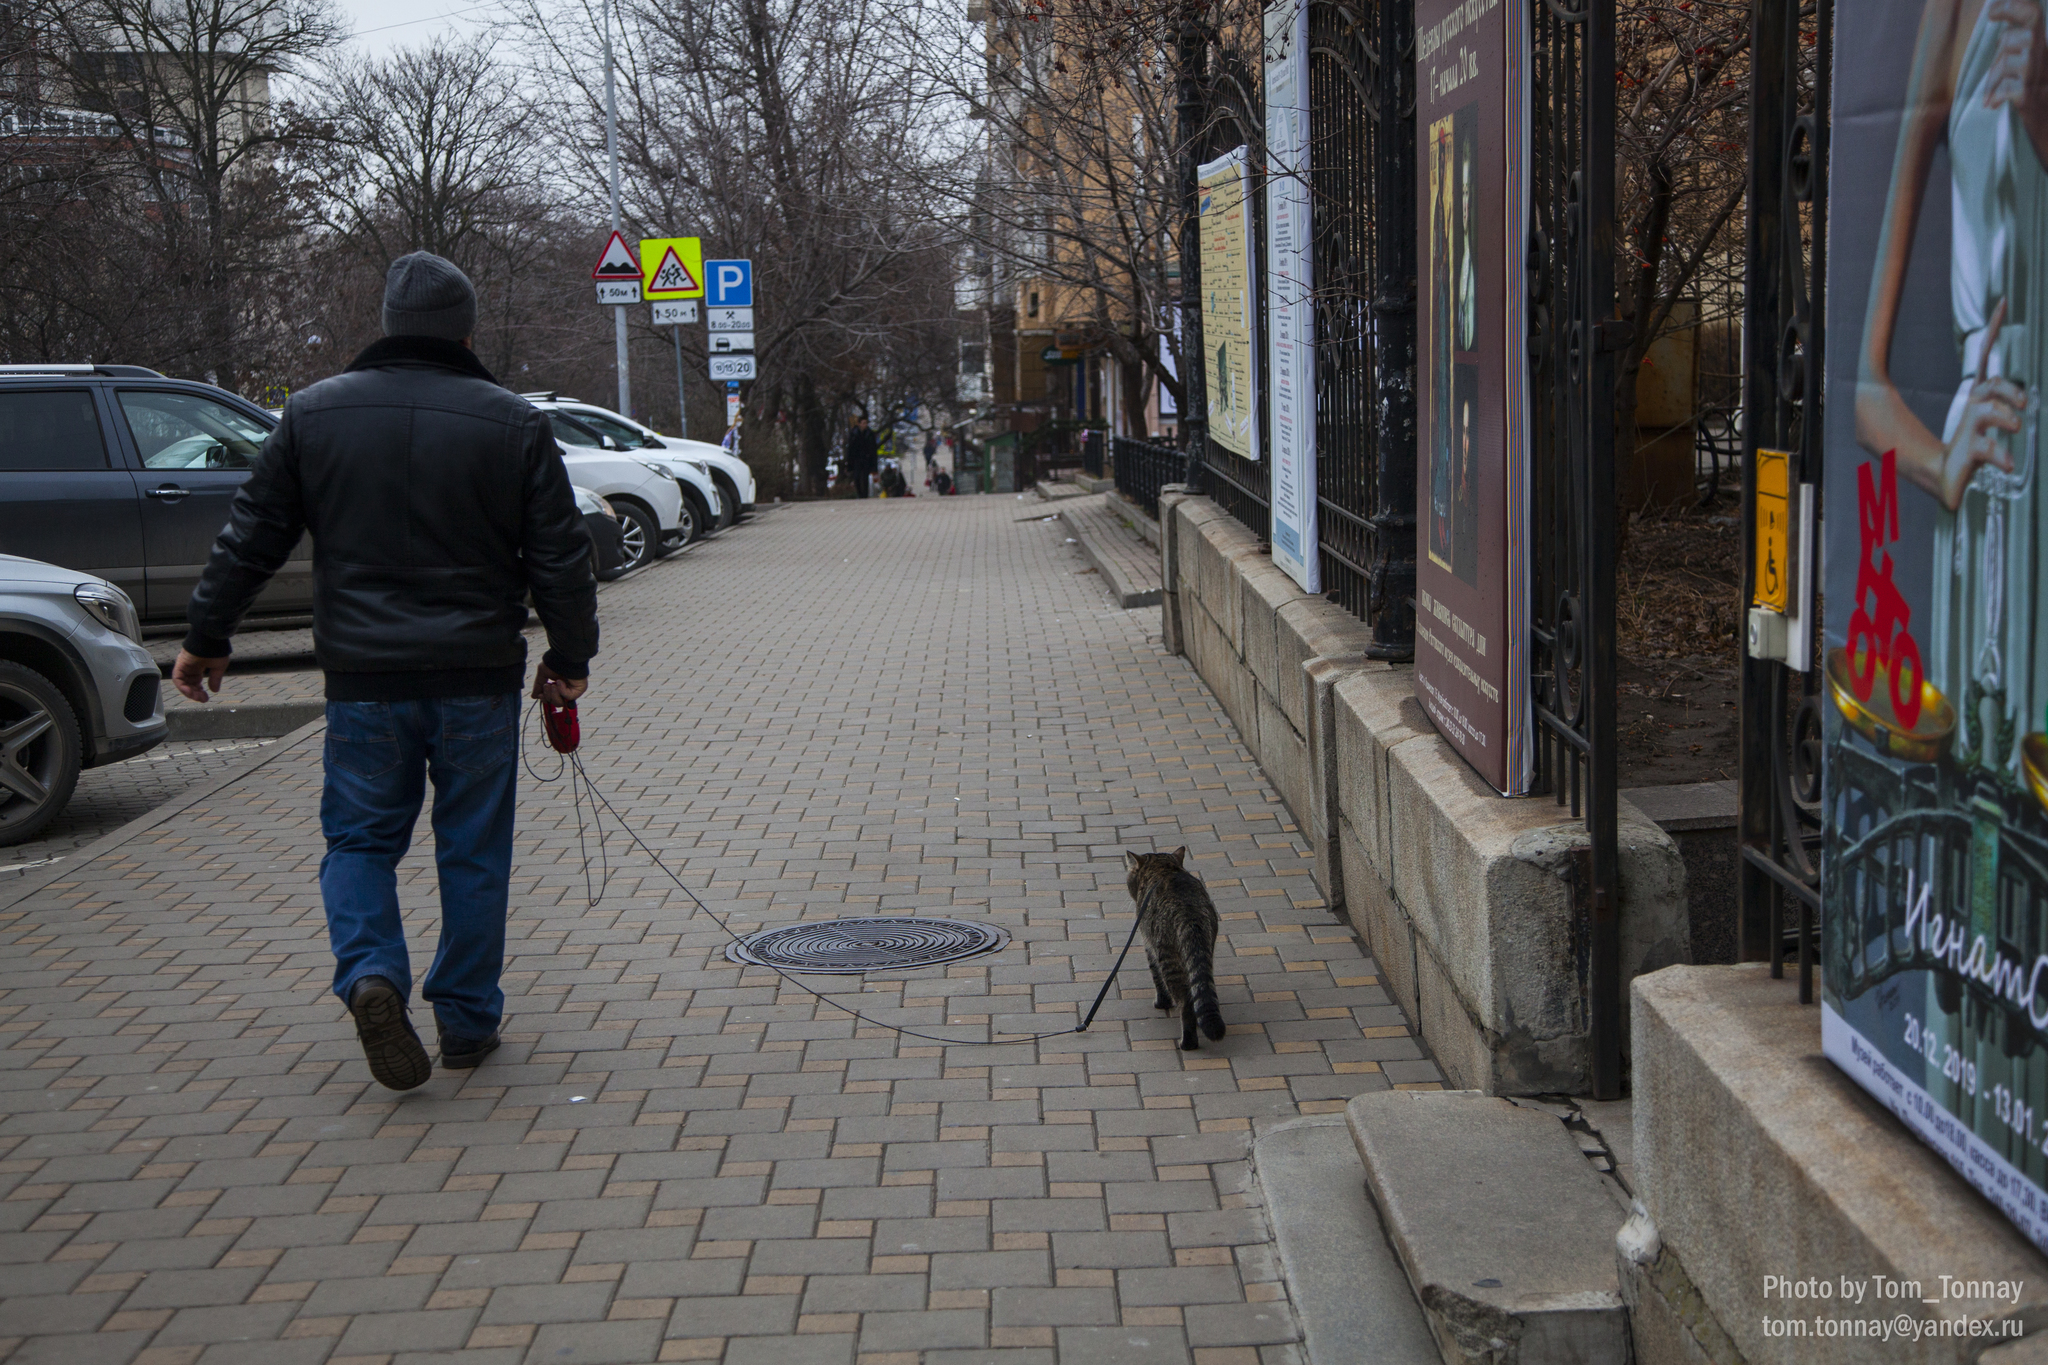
[[172, 251, 599, 1091], [845, 413, 880, 499]]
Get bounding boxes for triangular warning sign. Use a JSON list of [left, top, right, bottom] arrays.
[[591, 230, 640, 279], [648, 246, 699, 294]]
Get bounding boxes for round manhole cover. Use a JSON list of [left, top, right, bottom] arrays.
[[726, 917, 1010, 974]]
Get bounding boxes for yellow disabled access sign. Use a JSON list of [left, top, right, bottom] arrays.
[[640, 237, 703, 299]]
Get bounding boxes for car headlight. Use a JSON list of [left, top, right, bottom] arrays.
[[74, 582, 140, 642], [688, 460, 710, 475], [596, 495, 619, 520], [638, 460, 673, 478]]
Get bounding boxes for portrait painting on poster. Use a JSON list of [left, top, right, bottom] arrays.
[[1821, 0, 2048, 1257], [1412, 0, 1528, 796]]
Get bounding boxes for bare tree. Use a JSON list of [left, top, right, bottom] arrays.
[[305, 36, 545, 268], [513, 0, 968, 489], [23, 0, 345, 382]]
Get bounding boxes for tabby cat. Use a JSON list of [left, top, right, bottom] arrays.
[[1124, 847, 1225, 1050]]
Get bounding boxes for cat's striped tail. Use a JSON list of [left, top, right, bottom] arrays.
[[1177, 917, 1226, 1040]]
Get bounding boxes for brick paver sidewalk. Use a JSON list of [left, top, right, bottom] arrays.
[[0, 495, 1440, 1365]]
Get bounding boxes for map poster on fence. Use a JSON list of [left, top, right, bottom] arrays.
[[1198, 147, 1258, 461], [1412, 0, 1527, 795], [1822, 2, 2048, 1254], [1264, 0, 1317, 592]]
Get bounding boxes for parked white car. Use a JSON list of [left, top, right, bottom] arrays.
[[536, 407, 721, 548], [549, 433, 685, 574], [525, 395, 755, 529]]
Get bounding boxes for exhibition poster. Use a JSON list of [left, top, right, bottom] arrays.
[[1823, 0, 2048, 1255], [1199, 146, 1259, 461], [1412, 0, 1529, 795], [1265, 0, 1318, 591]]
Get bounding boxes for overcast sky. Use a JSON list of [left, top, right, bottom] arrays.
[[334, 0, 500, 57]]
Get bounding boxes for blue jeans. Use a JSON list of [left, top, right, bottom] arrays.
[[320, 694, 519, 1042]]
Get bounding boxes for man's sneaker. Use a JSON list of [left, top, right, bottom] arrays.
[[347, 976, 432, 1091], [439, 1031, 501, 1069]]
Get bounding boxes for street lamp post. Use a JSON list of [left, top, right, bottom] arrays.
[[604, 0, 631, 418]]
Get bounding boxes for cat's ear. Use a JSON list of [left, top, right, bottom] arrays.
[[1171, 846, 1188, 864], [1125, 851, 1141, 870]]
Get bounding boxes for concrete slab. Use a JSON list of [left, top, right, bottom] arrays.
[[1347, 1089, 1628, 1365], [1632, 965, 2048, 1365], [1255, 1116, 1438, 1365]]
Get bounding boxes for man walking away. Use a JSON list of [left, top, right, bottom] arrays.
[[171, 252, 599, 1091], [845, 412, 879, 498]]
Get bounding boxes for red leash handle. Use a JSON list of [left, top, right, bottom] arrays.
[[542, 700, 580, 754]]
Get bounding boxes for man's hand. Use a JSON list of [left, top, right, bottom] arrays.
[[531, 662, 589, 705], [171, 651, 229, 704]]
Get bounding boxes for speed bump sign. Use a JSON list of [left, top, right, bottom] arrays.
[[640, 237, 703, 299]]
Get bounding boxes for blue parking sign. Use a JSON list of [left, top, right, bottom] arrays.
[[704, 260, 753, 307]]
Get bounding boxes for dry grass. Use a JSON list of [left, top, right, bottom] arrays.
[[1618, 492, 1743, 666]]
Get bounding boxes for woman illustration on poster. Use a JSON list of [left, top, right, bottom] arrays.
[[1429, 106, 1480, 582], [1857, 0, 2048, 767], [1431, 116, 1456, 570]]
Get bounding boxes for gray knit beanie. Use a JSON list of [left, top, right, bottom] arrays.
[[382, 252, 477, 341]]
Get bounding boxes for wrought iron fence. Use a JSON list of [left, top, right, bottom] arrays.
[[1307, 0, 1415, 653], [1112, 436, 1186, 518], [1203, 440, 1271, 541], [1738, 0, 1829, 1000], [1526, 0, 1623, 1098], [1081, 429, 1105, 479]]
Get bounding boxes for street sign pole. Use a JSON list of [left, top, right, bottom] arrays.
[[684, 325, 700, 437], [603, 0, 630, 418]]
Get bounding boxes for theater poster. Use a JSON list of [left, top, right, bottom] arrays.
[[1413, 0, 1530, 795], [1822, 1, 2048, 1254]]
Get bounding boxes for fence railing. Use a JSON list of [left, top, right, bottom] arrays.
[[1081, 429, 1106, 479], [1202, 438, 1271, 545], [1525, 0, 1624, 1099], [1112, 436, 1185, 518], [1740, 0, 1830, 999], [1308, 0, 1416, 655]]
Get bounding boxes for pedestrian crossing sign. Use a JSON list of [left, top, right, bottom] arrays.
[[640, 237, 703, 299]]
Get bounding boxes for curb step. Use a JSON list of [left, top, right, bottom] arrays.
[[166, 701, 325, 741], [1054, 494, 1164, 609], [1347, 1090, 1630, 1365], [1255, 1116, 1439, 1365]]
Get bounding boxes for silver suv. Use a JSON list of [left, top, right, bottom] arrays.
[[0, 555, 166, 845]]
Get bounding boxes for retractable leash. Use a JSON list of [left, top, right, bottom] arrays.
[[519, 701, 1151, 1046], [541, 699, 580, 754]]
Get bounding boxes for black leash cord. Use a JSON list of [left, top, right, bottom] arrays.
[[520, 703, 1151, 1047]]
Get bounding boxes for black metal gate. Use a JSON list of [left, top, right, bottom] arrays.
[[1738, 0, 1830, 1000], [1307, 0, 1415, 656], [1526, 0, 1623, 1098]]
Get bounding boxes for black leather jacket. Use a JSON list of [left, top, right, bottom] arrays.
[[185, 337, 599, 699]]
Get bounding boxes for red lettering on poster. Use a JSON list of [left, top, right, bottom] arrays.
[[1847, 449, 1925, 730]]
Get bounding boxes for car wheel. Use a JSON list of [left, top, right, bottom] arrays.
[[670, 492, 706, 550], [711, 474, 739, 530], [613, 500, 657, 571], [0, 661, 82, 848]]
